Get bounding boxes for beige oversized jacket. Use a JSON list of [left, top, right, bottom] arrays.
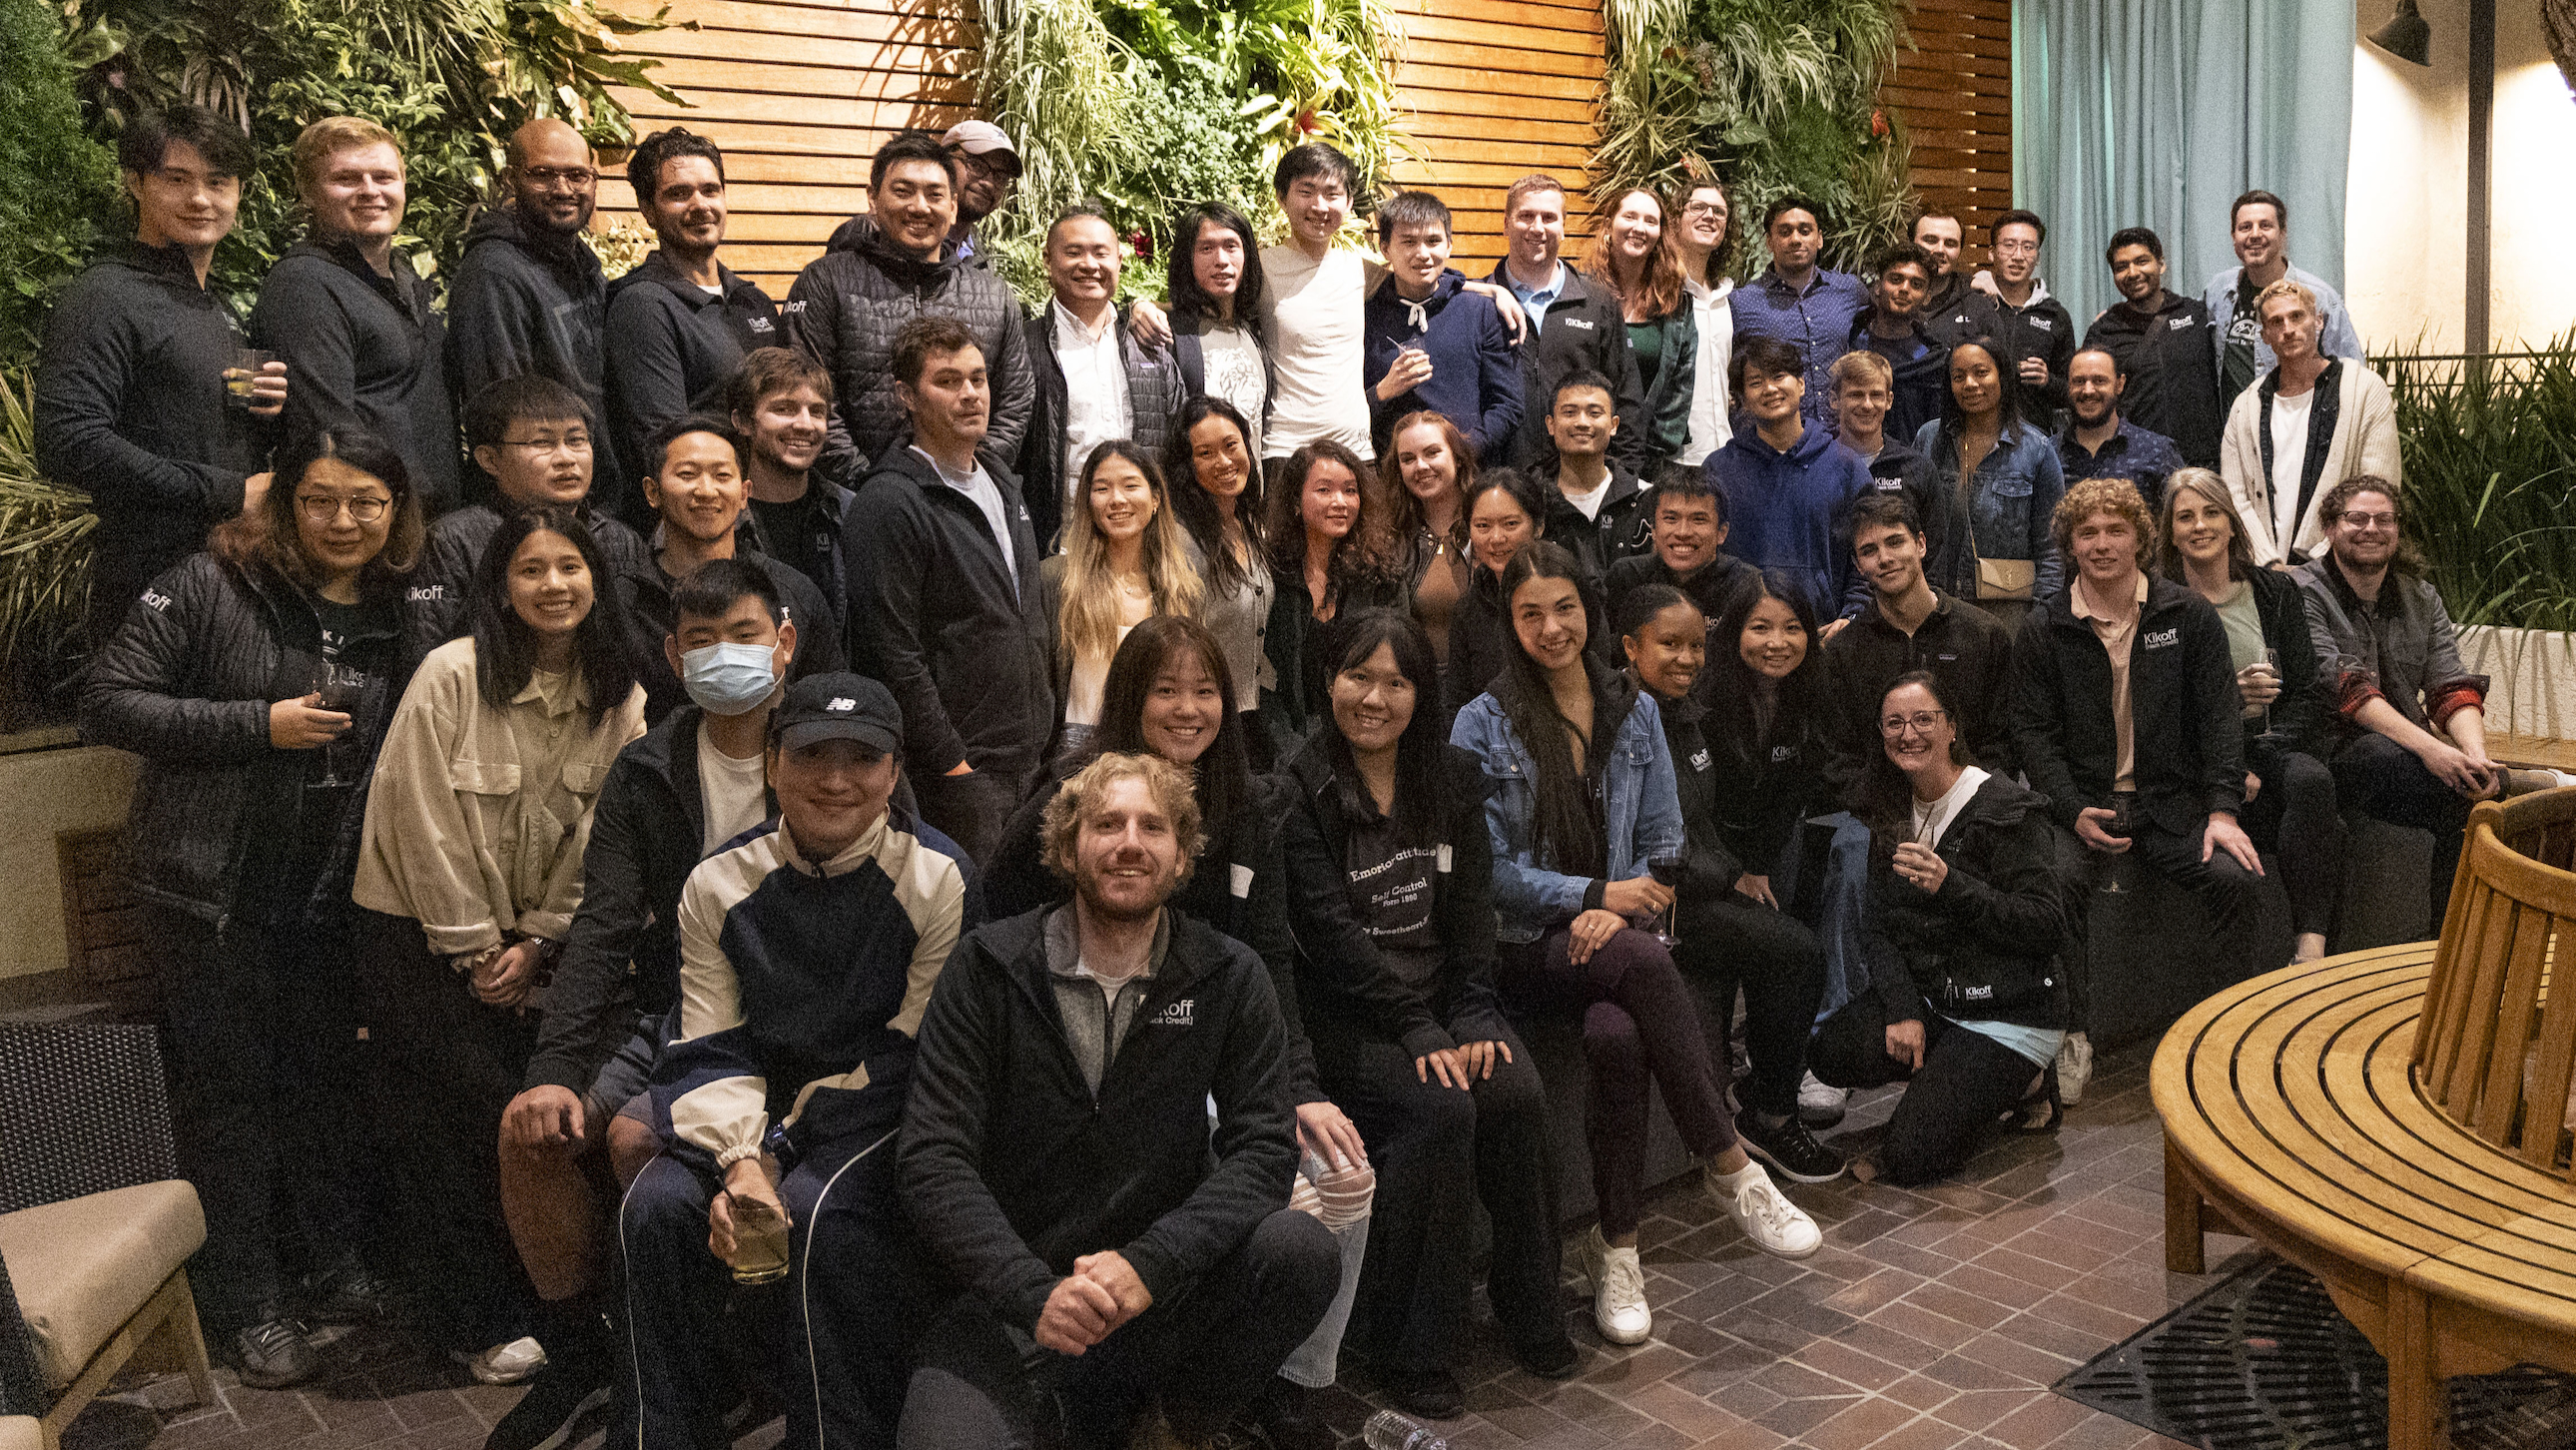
[[2218, 360, 2402, 568], [352, 637, 646, 957]]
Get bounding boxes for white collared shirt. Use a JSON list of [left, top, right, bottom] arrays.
[[1051, 298, 1132, 509], [1682, 275, 1736, 464]]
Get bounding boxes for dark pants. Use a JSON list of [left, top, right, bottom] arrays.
[[356, 908, 536, 1350], [2075, 806, 2260, 1032], [150, 903, 373, 1330], [1306, 1012, 1555, 1371], [2332, 733, 2476, 930], [620, 1089, 918, 1449], [2240, 749, 2340, 938], [895, 1209, 1340, 1449], [1497, 927, 1737, 1238], [1675, 891, 1826, 1118], [913, 764, 1034, 871], [1808, 995, 2045, 1187]]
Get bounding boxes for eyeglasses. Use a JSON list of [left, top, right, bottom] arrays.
[[501, 433, 593, 454], [1880, 710, 1948, 737], [298, 494, 390, 523], [1679, 202, 1725, 219], [2337, 512, 2399, 530], [519, 166, 597, 189]]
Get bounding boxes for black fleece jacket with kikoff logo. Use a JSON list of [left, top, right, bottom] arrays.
[[1866, 773, 2076, 1032], [602, 251, 781, 512], [2083, 291, 2224, 468], [249, 236, 461, 516], [36, 241, 273, 644], [2009, 574, 2246, 839], [1483, 259, 1649, 475], [899, 905, 1301, 1329]]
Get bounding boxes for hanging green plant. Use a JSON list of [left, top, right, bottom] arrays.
[[1596, 0, 1915, 279]]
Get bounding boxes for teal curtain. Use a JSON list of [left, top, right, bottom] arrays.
[[2011, 0, 2353, 332]]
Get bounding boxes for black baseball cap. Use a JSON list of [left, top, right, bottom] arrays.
[[771, 673, 902, 754]]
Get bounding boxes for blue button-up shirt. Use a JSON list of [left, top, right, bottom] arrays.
[[1505, 261, 1567, 334], [2057, 417, 2188, 509], [1728, 266, 1870, 425]]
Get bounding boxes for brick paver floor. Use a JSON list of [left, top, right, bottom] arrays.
[[59, 1038, 2255, 1449]]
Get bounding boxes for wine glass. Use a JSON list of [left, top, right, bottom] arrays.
[[2248, 646, 2282, 741], [313, 661, 366, 788], [1646, 852, 1685, 950]]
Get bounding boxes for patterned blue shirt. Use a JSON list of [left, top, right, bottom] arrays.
[[1728, 266, 1870, 425]]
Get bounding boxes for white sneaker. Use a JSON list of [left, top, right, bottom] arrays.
[[1718, 1165, 1822, 1259], [1581, 1225, 1651, 1344], [2056, 1032, 2094, 1106], [458, 1335, 546, 1385], [1797, 1070, 1849, 1127]]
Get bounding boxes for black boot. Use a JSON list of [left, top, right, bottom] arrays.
[[482, 1301, 612, 1450]]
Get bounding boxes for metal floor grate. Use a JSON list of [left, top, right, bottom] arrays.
[[2054, 1255, 2576, 1449]]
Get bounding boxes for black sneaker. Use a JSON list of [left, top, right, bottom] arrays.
[[228, 1314, 320, 1389], [1245, 1375, 1337, 1450], [1735, 1104, 1848, 1184], [1510, 1331, 1581, 1380], [483, 1354, 611, 1450], [1377, 1365, 1464, 1420], [303, 1263, 398, 1325]]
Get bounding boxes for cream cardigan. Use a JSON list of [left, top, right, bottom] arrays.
[[2218, 360, 2402, 568]]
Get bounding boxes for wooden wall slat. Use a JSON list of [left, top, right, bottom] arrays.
[[1389, 0, 1604, 269], [1880, 0, 2014, 249]]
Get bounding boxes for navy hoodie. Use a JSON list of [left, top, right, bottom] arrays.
[[1361, 269, 1523, 465], [1706, 423, 1873, 620]]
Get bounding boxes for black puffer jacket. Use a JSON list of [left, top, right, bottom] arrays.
[[79, 551, 401, 927], [249, 237, 461, 517], [787, 217, 1034, 483], [1865, 773, 2078, 1032]]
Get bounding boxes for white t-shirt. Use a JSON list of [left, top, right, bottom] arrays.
[[1256, 244, 1373, 460], [912, 446, 1017, 592], [1053, 300, 1132, 510], [1682, 275, 1736, 465], [697, 722, 770, 855], [1559, 473, 1612, 522], [2267, 387, 2316, 548], [1910, 766, 1992, 848]]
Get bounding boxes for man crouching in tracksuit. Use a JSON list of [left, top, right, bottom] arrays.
[[895, 752, 1342, 1450], [622, 672, 978, 1447]]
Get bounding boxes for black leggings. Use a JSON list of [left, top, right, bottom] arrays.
[[1307, 1013, 1557, 1370], [1497, 927, 1736, 1238], [1674, 890, 1826, 1118], [1807, 993, 2045, 1187], [2239, 749, 2339, 938]]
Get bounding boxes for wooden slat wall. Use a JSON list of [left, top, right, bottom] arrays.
[[1385, 0, 1605, 270], [1882, 0, 2013, 245], [599, 0, 978, 298]]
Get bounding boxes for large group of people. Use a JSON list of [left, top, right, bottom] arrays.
[[45, 99, 2519, 1450]]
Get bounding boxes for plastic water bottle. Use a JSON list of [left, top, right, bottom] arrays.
[[1363, 1409, 1449, 1450]]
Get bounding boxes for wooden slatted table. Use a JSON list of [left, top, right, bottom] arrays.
[[2155, 945, 2576, 1449]]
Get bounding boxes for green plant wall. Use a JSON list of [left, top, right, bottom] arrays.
[[1595, 0, 1916, 280], [966, 0, 1400, 307], [0, 0, 119, 368], [2383, 341, 2576, 633]]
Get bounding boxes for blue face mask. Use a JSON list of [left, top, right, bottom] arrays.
[[680, 640, 778, 716]]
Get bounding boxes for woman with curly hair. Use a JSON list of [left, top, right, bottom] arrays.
[[1263, 438, 1405, 747]]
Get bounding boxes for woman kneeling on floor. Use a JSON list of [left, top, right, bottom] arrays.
[[1807, 672, 2081, 1185]]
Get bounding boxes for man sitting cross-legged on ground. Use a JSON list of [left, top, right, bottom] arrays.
[[898, 752, 1341, 1450], [484, 557, 798, 1450], [622, 673, 975, 1449]]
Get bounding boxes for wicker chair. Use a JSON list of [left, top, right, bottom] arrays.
[[0, 1023, 213, 1449], [2412, 789, 2576, 1172]]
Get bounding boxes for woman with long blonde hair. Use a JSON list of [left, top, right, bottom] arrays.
[[1040, 438, 1206, 760]]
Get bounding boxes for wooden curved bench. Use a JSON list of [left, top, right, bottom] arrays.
[[2156, 945, 2576, 1449]]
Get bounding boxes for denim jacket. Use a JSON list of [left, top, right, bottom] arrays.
[[1912, 417, 2067, 599], [1449, 683, 1686, 944]]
